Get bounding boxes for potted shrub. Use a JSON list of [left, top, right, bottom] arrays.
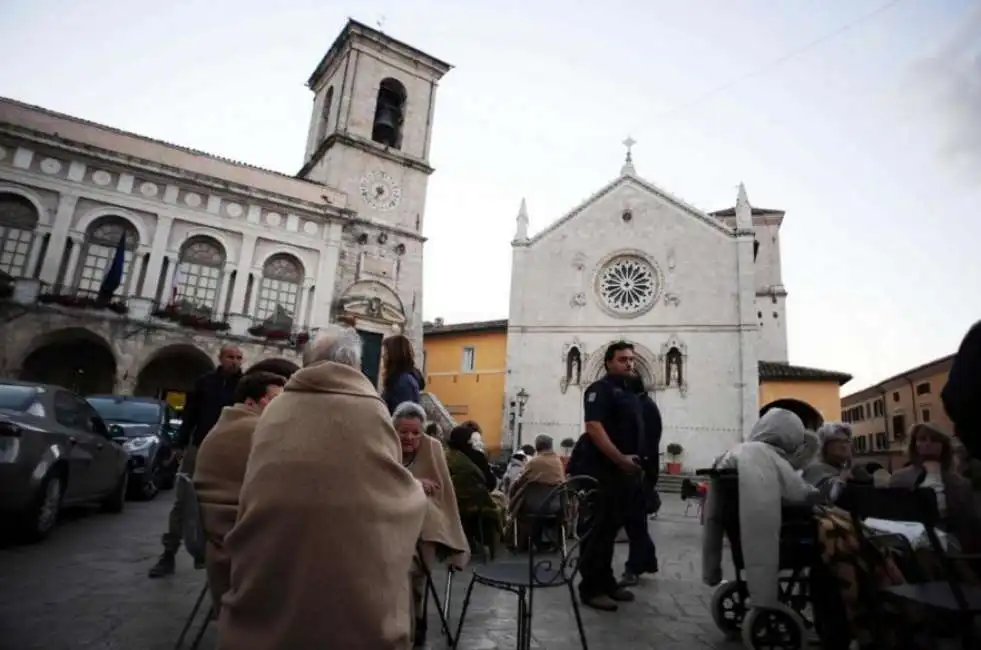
[[665, 442, 684, 474]]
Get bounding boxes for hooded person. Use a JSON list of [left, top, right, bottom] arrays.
[[217, 326, 428, 650], [381, 334, 426, 414], [192, 371, 287, 613], [702, 408, 820, 609], [801, 422, 872, 502], [942, 320, 981, 463]]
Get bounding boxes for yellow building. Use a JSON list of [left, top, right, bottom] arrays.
[[842, 354, 954, 469], [422, 319, 509, 450], [424, 318, 852, 455]]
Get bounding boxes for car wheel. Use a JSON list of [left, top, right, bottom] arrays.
[[20, 473, 64, 542], [101, 470, 128, 513]]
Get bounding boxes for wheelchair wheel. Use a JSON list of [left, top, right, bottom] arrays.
[[710, 581, 747, 638], [741, 605, 806, 650]]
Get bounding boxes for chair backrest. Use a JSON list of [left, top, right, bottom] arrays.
[[518, 482, 564, 518], [177, 473, 208, 565], [525, 474, 599, 587], [837, 485, 941, 527]]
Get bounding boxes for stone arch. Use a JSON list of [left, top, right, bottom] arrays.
[[19, 327, 118, 395], [337, 279, 406, 325], [135, 342, 215, 398], [257, 248, 309, 279], [74, 206, 150, 247], [760, 398, 824, 431], [179, 228, 234, 259], [584, 339, 658, 389], [0, 184, 48, 225], [247, 358, 300, 378]]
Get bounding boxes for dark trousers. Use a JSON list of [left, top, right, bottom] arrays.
[[623, 496, 658, 574], [578, 474, 629, 600]]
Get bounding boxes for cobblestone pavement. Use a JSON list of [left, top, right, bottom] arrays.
[[0, 494, 741, 650]]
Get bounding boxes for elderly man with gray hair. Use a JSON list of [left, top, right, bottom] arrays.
[[217, 325, 427, 650], [801, 422, 872, 502]]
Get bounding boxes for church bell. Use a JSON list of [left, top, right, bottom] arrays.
[[372, 104, 402, 146]]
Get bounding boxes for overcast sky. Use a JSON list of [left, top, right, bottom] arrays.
[[1, 0, 978, 391]]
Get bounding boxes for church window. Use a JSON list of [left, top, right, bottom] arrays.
[[371, 77, 406, 149], [666, 347, 683, 387], [597, 255, 658, 316], [256, 254, 304, 327], [174, 236, 225, 316], [318, 87, 335, 142], [0, 193, 39, 277], [76, 216, 139, 295], [565, 346, 582, 386]]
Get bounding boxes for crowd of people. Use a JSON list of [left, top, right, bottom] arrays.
[[139, 317, 981, 649]]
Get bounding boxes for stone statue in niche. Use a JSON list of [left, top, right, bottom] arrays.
[[666, 347, 683, 387], [566, 347, 582, 386]]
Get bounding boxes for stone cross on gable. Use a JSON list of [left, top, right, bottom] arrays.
[[622, 136, 636, 162], [620, 136, 637, 175]]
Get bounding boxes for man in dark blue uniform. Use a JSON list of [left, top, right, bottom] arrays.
[[577, 341, 645, 611]]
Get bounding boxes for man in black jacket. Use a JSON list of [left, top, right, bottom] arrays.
[[149, 345, 243, 578], [943, 320, 981, 463]]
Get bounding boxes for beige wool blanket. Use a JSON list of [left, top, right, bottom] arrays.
[[406, 435, 471, 569], [217, 361, 427, 650], [192, 403, 261, 608], [508, 451, 567, 514]]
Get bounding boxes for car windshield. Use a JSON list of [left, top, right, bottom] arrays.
[[87, 398, 161, 426], [0, 384, 39, 411]]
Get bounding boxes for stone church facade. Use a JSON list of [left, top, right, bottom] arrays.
[[504, 154, 794, 470], [0, 20, 450, 400]]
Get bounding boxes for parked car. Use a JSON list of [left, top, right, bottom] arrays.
[[0, 380, 129, 542], [86, 395, 181, 500]]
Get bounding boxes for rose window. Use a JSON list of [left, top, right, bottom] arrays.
[[597, 256, 658, 315]]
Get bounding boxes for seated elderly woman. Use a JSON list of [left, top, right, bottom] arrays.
[[506, 434, 567, 550], [702, 408, 820, 610], [445, 424, 502, 556], [392, 402, 470, 647], [802, 422, 875, 502]]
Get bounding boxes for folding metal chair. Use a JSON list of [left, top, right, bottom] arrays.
[[415, 541, 457, 646], [173, 473, 214, 650]]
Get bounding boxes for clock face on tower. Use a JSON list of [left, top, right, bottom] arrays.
[[359, 170, 402, 211]]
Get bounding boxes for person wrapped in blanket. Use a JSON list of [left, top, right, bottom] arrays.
[[801, 423, 874, 502], [445, 425, 504, 556]]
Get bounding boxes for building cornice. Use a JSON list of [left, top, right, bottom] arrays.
[[298, 130, 435, 179]]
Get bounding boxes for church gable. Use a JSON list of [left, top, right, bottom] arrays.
[[524, 172, 732, 249]]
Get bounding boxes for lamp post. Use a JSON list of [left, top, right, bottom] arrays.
[[516, 388, 529, 449]]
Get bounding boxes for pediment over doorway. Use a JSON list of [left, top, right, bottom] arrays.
[[336, 280, 406, 325]]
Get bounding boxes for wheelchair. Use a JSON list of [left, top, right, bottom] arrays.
[[699, 468, 824, 650]]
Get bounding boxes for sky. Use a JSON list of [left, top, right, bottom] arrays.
[[0, 0, 978, 391]]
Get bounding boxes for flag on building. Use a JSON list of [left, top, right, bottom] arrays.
[[97, 232, 126, 303], [170, 265, 186, 306]]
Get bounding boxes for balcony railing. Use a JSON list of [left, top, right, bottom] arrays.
[[1, 276, 315, 345]]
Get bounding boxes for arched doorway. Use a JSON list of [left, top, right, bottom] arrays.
[[20, 328, 117, 395], [760, 398, 824, 431], [136, 344, 214, 398], [246, 358, 299, 379]]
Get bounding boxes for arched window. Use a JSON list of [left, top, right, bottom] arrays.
[[0, 193, 39, 277], [565, 347, 582, 386], [371, 78, 407, 149], [77, 217, 139, 294], [318, 86, 335, 142], [256, 254, 303, 326], [175, 236, 225, 315]]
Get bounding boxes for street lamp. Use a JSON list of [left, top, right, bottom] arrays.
[[515, 388, 529, 448]]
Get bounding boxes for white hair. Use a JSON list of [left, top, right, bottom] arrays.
[[302, 325, 362, 368], [392, 401, 426, 424]]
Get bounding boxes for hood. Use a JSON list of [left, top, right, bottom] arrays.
[[285, 361, 384, 401], [213, 403, 261, 428], [749, 408, 819, 470]]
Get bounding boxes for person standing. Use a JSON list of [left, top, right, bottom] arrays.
[[381, 334, 425, 414], [148, 345, 243, 578], [619, 373, 661, 586], [942, 320, 981, 463], [577, 341, 645, 611]]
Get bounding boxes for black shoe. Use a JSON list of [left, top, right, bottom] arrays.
[[609, 587, 635, 602], [619, 571, 640, 587], [148, 552, 176, 578], [413, 618, 427, 647]]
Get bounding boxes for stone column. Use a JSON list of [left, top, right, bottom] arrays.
[[216, 263, 235, 319], [159, 252, 179, 305], [40, 193, 79, 284], [62, 232, 84, 292], [141, 215, 174, 299], [25, 227, 49, 279], [229, 234, 257, 314], [126, 248, 148, 297], [293, 280, 310, 330], [311, 223, 343, 326], [245, 266, 262, 318]]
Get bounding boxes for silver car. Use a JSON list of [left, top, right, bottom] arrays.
[[0, 380, 129, 542]]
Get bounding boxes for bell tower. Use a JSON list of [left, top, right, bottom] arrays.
[[297, 20, 452, 233]]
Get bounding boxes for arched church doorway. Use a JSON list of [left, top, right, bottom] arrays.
[[760, 398, 824, 431], [20, 328, 117, 395], [246, 358, 299, 379], [135, 344, 214, 399]]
